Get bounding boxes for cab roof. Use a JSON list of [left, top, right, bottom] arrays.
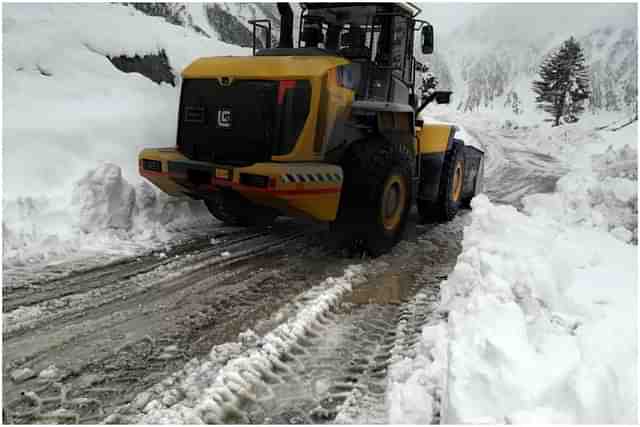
[[301, 3, 421, 26]]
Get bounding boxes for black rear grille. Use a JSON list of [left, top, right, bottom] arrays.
[[177, 79, 278, 165], [177, 78, 311, 166]]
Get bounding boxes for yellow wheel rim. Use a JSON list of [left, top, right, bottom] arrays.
[[381, 174, 407, 231], [452, 161, 463, 201]]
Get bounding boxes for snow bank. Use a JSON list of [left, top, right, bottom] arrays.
[[3, 163, 213, 269], [522, 124, 638, 243], [389, 195, 637, 423], [441, 195, 636, 423], [388, 115, 637, 423], [387, 321, 448, 424]]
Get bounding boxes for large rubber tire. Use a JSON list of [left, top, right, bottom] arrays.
[[418, 141, 465, 222], [331, 138, 414, 257], [461, 154, 484, 208], [204, 190, 278, 227]]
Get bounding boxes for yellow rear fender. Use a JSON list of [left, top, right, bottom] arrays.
[[415, 124, 458, 202], [415, 124, 456, 155]]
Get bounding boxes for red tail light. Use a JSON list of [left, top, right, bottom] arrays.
[[278, 80, 297, 104]]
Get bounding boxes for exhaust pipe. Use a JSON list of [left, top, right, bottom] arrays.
[[277, 3, 294, 48]]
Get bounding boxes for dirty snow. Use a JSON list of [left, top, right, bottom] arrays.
[[113, 265, 366, 424], [38, 365, 62, 380], [9, 367, 37, 384]]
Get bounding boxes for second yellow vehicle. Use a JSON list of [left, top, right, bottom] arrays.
[[139, 2, 484, 255]]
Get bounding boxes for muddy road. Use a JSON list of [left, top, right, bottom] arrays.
[[3, 119, 563, 424], [3, 220, 351, 423], [3, 211, 464, 424]]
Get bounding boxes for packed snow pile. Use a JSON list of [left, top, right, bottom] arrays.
[[523, 122, 638, 243], [71, 163, 213, 236], [444, 195, 636, 423], [72, 163, 137, 232], [523, 156, 637, 244], [3, 163, 213, 268], [387, 322, 448, 424], [389, 193, 637, 423]]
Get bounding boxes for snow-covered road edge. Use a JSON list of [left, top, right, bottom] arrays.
[[388, 194, 637, 423], [109, 265, 366, 424], [386, 122, 637, 424]]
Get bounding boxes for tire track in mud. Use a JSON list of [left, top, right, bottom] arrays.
[[3, 227, 267, 313], [2, 224, 241, 292], [4, 220, 357, 424], [244, 218, 464, 425], [3, 229, 301, 338], [104, 214, 466, 425]]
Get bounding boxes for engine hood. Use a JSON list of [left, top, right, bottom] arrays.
[[182, 55, 349, 80]]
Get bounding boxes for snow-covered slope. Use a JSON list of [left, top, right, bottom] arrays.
[[2, 3, 249, 267], [3, 3, 247, 199], [419, 3, 638, 117]]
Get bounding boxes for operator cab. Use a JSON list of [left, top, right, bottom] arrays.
[[254, 3, 433, 107]]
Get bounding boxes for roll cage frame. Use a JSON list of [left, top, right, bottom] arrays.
[[249, 3, 436, 109]]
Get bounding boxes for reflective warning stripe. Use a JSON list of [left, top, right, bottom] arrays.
[[280, 172, 343, 184]]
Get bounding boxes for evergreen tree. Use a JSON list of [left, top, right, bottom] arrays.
[[532, 37, 590, 126], [504, 91, 522, 115]]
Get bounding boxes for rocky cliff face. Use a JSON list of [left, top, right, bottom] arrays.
[[125, 3, 279, 49], [205, 3, 279, 48], [116, 3, 279, 85], [124, 3, 211, 37]]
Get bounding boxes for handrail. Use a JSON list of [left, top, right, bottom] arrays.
[[248, 19, 272, 55]]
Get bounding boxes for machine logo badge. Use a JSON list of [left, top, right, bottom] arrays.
[[219, 76, 233, 86], [217, 108, 232, 128]]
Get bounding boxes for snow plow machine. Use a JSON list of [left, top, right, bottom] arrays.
[[139, 2, 484, 256]]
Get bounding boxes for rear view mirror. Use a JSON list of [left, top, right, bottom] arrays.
[[421, 24, 434, 54]]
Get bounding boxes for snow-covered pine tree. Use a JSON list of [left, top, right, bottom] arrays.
[[532, 37, 591, 126]]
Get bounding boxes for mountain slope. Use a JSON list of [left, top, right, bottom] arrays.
[[424, 4, 637, 117], [127, 3, 280, 50]]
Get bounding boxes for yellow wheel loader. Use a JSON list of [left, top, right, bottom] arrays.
[[139, 2, 484, 256]]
